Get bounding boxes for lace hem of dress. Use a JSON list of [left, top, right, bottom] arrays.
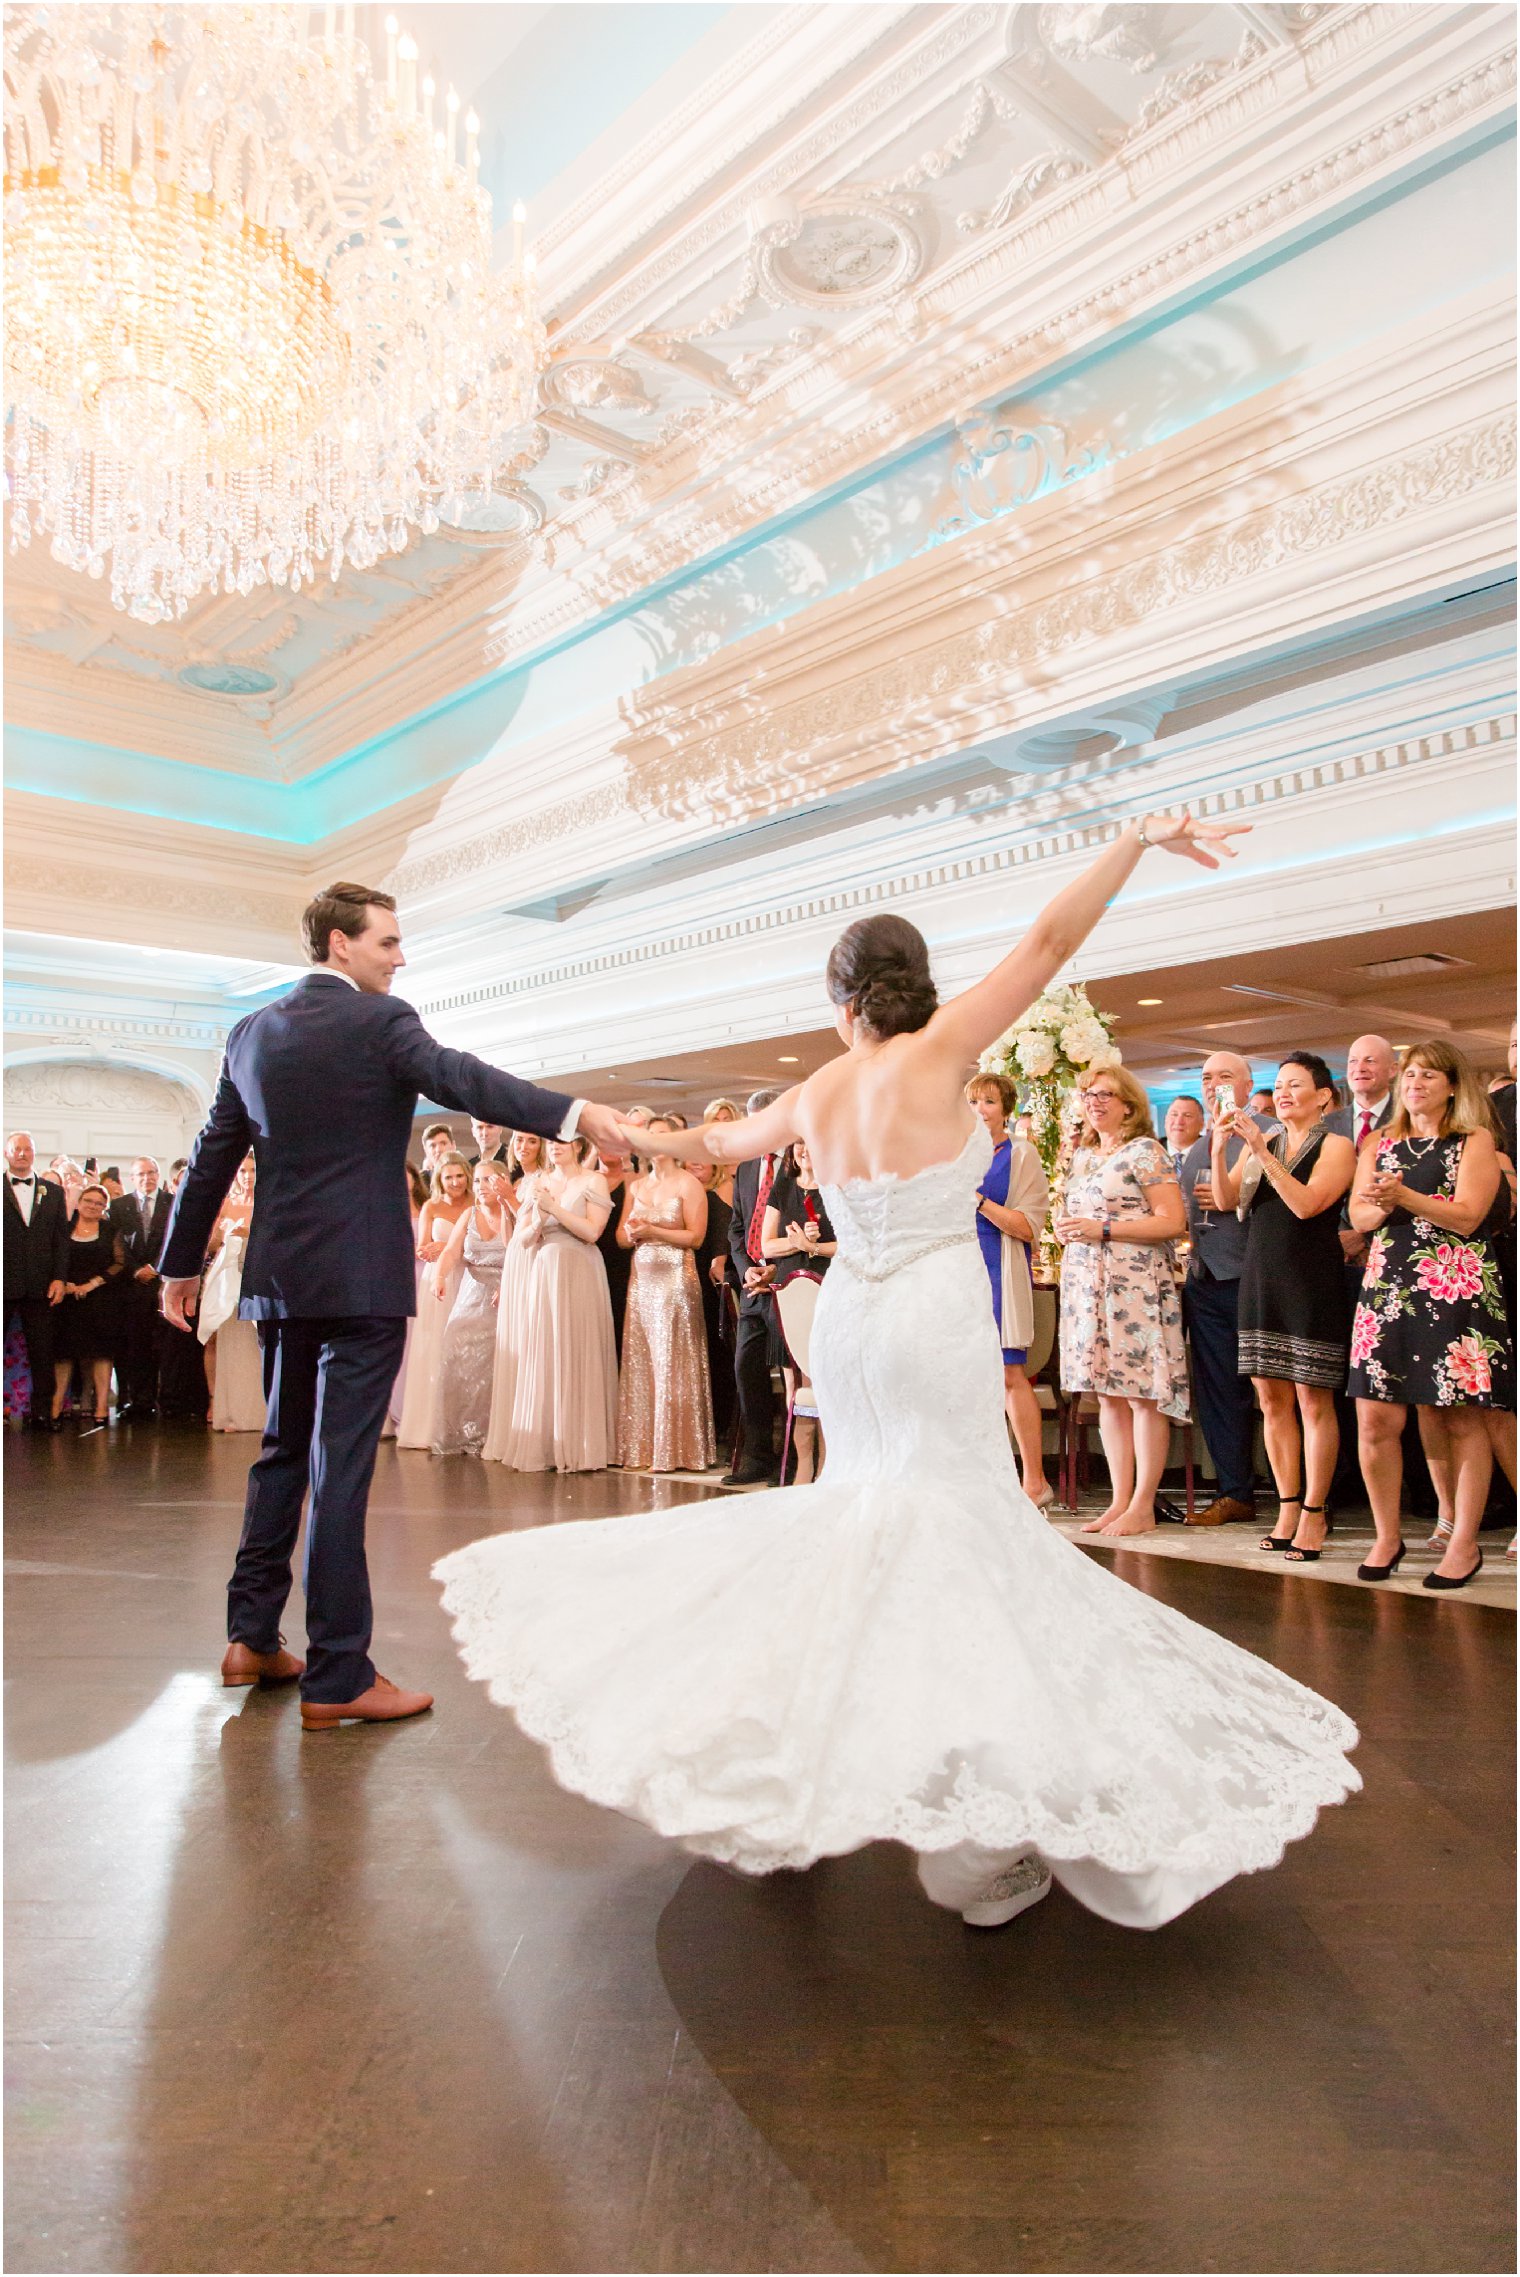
[[435, 1554, 1360, 1883]]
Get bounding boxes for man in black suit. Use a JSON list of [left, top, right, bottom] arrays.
[[721, 1088, 783, 1488], [3, 1131, 69, 1427], [468, 1119, 509, 1168], [160, 880, 626, 1729], [110, 1156, 174, 1418], [1327, 1034, 1399, 1502]]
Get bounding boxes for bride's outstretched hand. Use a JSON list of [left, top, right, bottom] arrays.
[[1141, 811, 1249, 869]]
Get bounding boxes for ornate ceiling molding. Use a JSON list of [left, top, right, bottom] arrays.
[[618, 395, 1515, 829], [405, 710, 1517, 1024]]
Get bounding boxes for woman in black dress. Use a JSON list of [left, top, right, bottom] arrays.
[[1348, 1040, 1512, 1588], [52, 1183, 126, 1430], [760, 1139, 838, 1484], [1212, 1053, 1355, 1563]]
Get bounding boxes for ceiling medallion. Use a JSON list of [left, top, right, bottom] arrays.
[[3, 5, 545, 624], [752, 197, 925, 310]]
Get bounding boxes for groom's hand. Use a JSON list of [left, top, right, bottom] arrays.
[[160, 1275, 201, 1332], [574, 1101, 627, 1159]]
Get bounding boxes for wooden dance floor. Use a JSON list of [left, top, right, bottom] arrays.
[[5, 1426, 1514, 2275]]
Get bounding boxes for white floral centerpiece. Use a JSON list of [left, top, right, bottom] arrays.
[[980, 983, 1121, 1271]]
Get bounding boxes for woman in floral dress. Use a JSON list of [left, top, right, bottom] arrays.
[[1055, 1065, 1187, 1538], [1348, 1041, 1513, 1589]]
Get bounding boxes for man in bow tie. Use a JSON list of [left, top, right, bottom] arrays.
[[3, 1131, 69, 1429]]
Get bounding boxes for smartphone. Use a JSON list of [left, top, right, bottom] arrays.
[[1214, 1082, 1237, 1117]]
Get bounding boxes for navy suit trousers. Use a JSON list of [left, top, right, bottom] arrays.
[[229, 1316, 407, 1702], [1182, 1271, 1258, 1504]]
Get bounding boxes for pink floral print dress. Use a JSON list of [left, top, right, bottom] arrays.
[[1348, 1133, 1514, 1409]]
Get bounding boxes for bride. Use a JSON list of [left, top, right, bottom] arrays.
[[436, 814, 1360, 1930]]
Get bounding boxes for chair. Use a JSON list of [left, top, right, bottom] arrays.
[[772, 1272, 823, 1484]]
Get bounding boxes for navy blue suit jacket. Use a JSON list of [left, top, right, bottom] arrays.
[[159, 973, 577, 1320]]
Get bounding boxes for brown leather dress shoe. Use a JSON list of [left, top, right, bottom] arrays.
[[221, 1638, 305, 1686], [1185, 1496, 1257, 1527], [300, 1674, 434, 1731]]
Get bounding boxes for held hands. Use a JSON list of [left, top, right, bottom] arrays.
[[1138, 811, 1250, 870], [743, 1263, 774, 1294]]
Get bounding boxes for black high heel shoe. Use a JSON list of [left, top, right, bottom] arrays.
[[1424, 1547, 1484, 1591], [1284, 1505, 1332, 1563], [1260, 1491, 1302, 1553], [1357, 1541, 1406, 1582]]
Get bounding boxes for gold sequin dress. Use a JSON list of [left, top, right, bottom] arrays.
[[616, 1185, 717, 1473]]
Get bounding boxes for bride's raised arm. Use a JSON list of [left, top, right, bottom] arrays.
[[925, 810, 1246, 1067], [629, 1086, 803, 1167]]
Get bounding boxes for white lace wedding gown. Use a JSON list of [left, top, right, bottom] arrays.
[[436, 1126, 1359, 1926]]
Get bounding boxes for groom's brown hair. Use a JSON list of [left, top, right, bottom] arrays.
[[302, 880, 397, 964]]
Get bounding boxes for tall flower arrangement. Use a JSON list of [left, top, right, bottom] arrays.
[[979, 984, 1120, 1272]]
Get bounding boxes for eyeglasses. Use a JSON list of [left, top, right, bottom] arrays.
[[1083, 1089, 1124, 1103]]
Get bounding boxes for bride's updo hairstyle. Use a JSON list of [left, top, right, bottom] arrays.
[[826, 914, 938, 1038]]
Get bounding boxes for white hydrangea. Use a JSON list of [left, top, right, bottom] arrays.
[[1016, 1031, 1057, 1078], [1060, 1017, 1109, 1066], [1085, 1042, 1122, 1072]]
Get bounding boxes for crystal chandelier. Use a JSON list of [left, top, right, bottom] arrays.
[[3, 5, 546, 623]]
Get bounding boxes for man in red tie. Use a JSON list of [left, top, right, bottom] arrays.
[[1328, 1034, 1399, 1504], [720, 1088, 784, 1488], [1329, 1034, 1400, 1265]]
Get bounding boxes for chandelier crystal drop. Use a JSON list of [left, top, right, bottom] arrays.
[[3, 5, 546, 623]]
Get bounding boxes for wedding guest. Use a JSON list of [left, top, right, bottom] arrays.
[[109, 1155, 172, 1419], [200, 1160, 265, 1433], [1055, 1065, 1187, 1537], [1249, 1088, 1277, 1117], [705, 1098, 742, 1125], [694, 1157, 736, 1444], [166, 1158, 189, 1193], [4, 1129, 70, 1429], [51, 1182, 125, 1432], [483, 1144, 549, 1462], [1176, 1053, 1277, 1526], [1321, 1033, 1402, 1502], [433, 1162, 510, 1456], [406, 1162, 430, 1214], [967, 1073, 1052, 1506], [618, 1117, 715, 1473], [1163, 1097, 1204, 1183], [1348, 1041, 1512, 1587], [469, 1119, 508, 1168], [100, 1169, 123, 1200], [504, 1138, 617, 1471], [395, 1151, 471, 1447], [420, 1123, 453, 1177], [721, 1088, 784, 1487], [60, 1161, 88, 1217], [761, 1137, 836, 1484], [1211, 1054, 1355, 1561]]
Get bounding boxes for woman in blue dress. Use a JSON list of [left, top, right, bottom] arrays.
[[968, 1072, 1052, 1507]]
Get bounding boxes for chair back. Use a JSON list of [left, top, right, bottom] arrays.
[[1026, 1285, 1058, 1379], [773, 1271, 822, 1376]]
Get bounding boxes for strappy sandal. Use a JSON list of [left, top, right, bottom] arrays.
[[1260, 1490, 1302, 1553], [1285, 1504, 1332, 1563]]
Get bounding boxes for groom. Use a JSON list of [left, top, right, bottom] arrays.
[[159, 882, 625, 1729]]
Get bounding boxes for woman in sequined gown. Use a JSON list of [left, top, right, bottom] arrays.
[[439, 813, 1363, 1934], [502, 1139, 618, 1472], [616, 1119, 716, 1473], [433, 1164, 511, 1457]]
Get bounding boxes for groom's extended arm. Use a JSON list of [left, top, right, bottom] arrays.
[[379, 999, 580, 1142]]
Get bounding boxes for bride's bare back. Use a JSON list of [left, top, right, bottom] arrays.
[[632, 813, 1246, 1182]]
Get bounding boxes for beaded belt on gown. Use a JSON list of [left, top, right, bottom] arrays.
[[834, 1230, 977, 1285]]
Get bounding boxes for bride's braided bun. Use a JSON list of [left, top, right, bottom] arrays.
[[825, 913, 939, 1038]]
